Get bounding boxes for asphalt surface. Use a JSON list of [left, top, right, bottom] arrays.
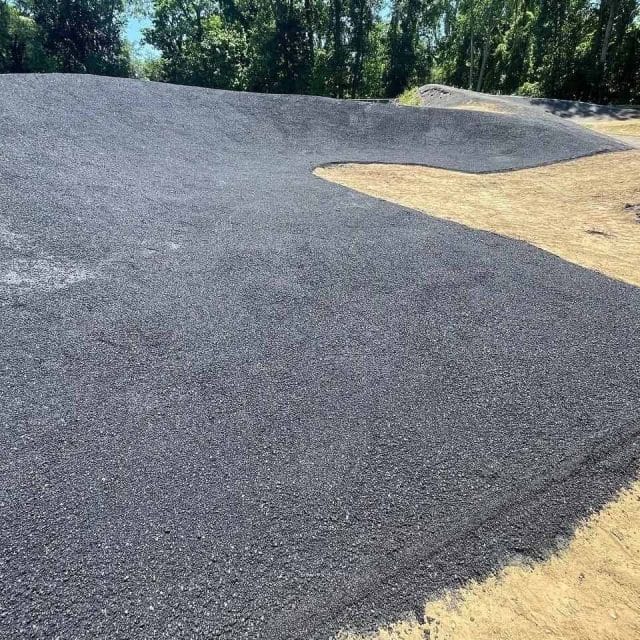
[[416, 82, 640, 121], [1, 74, 639, 640]]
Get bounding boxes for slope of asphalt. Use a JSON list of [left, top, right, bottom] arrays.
[[416, 83, 640, 121], [415, 84, 640, 149], [415, 83, 522, 109], [504, 94, 640, 121], [0, 74, 638, 640]]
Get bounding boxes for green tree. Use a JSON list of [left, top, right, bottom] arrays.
[[430, 0, 640, 103], [592, 0, 640, 100], [0, 1, 51, 72], [260, 0, 313, 93], [385, 0, 423, 97], [144, 0, 242, 88], [7, 0, 637, 104], [493, 0, 537, 94], [348, 0, 378, 95], [18, 0, 130, 75], [327, 0, 347, 96], [360, 18, 387, 96]]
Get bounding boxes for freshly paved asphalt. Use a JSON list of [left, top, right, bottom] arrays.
[[1, 74, 639, 639], [416, 83, 640, 124]]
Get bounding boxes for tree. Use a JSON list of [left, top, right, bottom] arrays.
[[0, 0, 50, 72], [18, 0, 130, 75], [385, 0, 424, 97], [348, 0, 378, 96], [429, 0, 640, 103], [327, 0, 347, 96], [7, 0, 637, 104], [492, 0, 537, 95], [144, 0, 250, 89], [262, 0, 314, 93], [592, 0, 639, 100]]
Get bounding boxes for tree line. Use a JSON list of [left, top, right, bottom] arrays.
[[1, 0, 639, 104], [0, 1, 131, 76]]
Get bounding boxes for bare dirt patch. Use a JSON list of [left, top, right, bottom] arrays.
[[315, 150, 640, 286], [450, 101, 510, 114], [581, 119, 640, 140]]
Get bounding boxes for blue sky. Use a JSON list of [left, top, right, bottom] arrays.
[[126, 16, 158, 57]]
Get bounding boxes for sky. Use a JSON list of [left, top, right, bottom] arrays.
[[126, 16, 158, 58]]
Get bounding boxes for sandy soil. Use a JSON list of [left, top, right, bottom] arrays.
[[316, 150, 640, 286]]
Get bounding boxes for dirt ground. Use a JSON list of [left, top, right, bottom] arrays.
[[316, 150, 640, 287], [451, 101, 509, 113], [582, 120, 640, 137], [446, 97, 640, 146], [581, 119, 640, 147]]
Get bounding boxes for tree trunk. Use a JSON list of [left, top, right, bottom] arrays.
[[304, 0, 314, 64], [350, 0, 371, 97], [332, 0, 344, 97], [600, 0, 617, 66], [468, 31, 474, 90], [476, 37, 489, 92]]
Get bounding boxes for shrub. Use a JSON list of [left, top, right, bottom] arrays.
[[515, 81, 543, 97], [397, 87, 421, 106]]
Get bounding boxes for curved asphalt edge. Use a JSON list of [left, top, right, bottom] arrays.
[[270, 415, 640, 637], [312, 144, 630, 175]]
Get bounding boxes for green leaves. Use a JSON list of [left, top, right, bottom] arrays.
[[15, 0, 131, 75], [143, 0, 386, 96], [431, 0, 640, 103], [2, 0, 638, 104]]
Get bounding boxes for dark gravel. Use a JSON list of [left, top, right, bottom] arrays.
[[415, 83, 640, 124], [0, 74, 638, 640]]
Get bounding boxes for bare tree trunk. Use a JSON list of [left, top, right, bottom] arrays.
[[304, 0, 314, 64], [468, 31, 474, 90], [351, 48, 363, 97], [600, 0, 617, 66], [476, 37, 489, 92], [332, 0, 344, 98]]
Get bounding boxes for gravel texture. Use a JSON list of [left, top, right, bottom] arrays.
[[0, 74, 638, 640], [416, 83, 640, 121]]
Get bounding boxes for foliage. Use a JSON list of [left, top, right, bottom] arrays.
[[0, 1, 50, 72], [430, 0, 640, 103], [1, 0, 130, 74], [22, 0, 130, 74], [1, 0, 639, 104], [515, 81, 543, 97], [144, 3, 249, 89], [397, 86, 421, 105]]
